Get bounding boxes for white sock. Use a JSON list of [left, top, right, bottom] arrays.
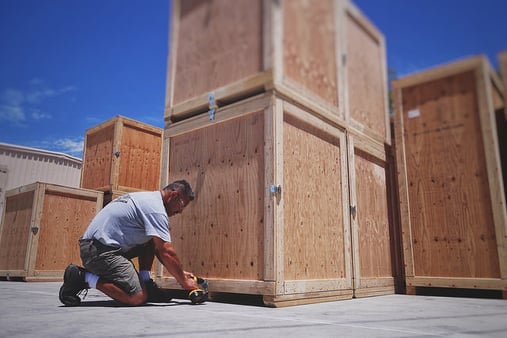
[[85, 272, 99, 288], [139, 270, 151, 281]]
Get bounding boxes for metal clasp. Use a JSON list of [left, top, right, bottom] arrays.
[[208, 92, 218, 121], [270, 184, 282, 195]]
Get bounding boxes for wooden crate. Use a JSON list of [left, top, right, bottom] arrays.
[[165, 0, 390, 144], [80, 115, 163, 193], [156, 92, 396, 306], [0, 182, 103, 281], [392, 55, 507, 293]]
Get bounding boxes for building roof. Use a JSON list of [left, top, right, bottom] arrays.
[[0, 142, 82, 166]]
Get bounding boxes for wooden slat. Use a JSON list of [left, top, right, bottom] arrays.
[[406, 276, 506, 290]]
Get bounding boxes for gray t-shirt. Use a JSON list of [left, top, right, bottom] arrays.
[[83, 191, 171, 252]]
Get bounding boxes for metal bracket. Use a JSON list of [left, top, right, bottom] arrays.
[[113, 151, 120, 158], [208, 92, 218, 121], [31, 226, 39, 235], [270, 184, 282, 195]]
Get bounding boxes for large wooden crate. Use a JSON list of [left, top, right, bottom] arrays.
[[80, 115, 163, 195], [156, 92, 397, 306], [0, 182, 103, 281], [392, 55, 507, 293], [165, 0, 390, 144]]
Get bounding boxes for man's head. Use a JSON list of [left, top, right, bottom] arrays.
[[161, 180, 195, 216]]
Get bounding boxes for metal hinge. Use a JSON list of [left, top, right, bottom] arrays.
[[208, 92, 218, 121]]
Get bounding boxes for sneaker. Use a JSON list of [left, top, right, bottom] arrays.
[[145, 279, 174, 303], [59, 264, 89, 306]]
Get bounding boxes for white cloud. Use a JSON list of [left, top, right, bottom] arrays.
[[31, 111, 52, 120], [26, 85, 76, 104], [34, 137, 84, 158], [0, 89, 26, 124], [0, 104, 26, 124], [29, 78, 44, 86], [0, 82, 76, 125], [53, 138, 84, 157]]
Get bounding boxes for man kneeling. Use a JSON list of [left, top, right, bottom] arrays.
[[59, 180, 202, 306]]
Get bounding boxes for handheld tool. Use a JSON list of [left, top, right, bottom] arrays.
[[188, 276, 209, 304]]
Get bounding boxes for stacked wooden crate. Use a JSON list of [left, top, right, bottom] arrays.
[[156, 0, 400, 306], [0, 182, 103, 281], [80, 115, 163, 205], [392, 55, 507, 296]]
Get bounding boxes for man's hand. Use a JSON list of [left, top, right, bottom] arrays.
[[180, 276, 199, 291]]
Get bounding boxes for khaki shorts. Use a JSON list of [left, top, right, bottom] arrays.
[[79, 238, 142, 295]]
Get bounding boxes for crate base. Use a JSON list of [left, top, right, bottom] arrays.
[[0, 270, 63, 282], [155, 276, 353, 307], [353, 285, 396, 298], [406, 286, 507, 300], [262, 290, 353, 308]]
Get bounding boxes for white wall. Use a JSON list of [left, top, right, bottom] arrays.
[[0, 143, 82, 218]]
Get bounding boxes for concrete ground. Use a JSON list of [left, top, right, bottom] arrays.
[[1, 281, 506, 338]]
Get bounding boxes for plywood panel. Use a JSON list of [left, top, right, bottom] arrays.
[[166, 111, 265, 280], [401, 71, 500, 278], [35, 190, 99, 270], [283, 0, 338, 106], [118, 125, 162, 191], [81, 124, 114, 190], [283, 115, 345, 280], [0, 191, 34, 271], [346, 8, 387, 141], [172, 0, 263, 105], [354, 151, 391, 278]]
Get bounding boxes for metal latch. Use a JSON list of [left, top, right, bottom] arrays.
[[270, 184, 282, 195], [208, 92, 218, 121]]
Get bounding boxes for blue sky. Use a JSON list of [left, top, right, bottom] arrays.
[[1, 0, 506, 159]]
